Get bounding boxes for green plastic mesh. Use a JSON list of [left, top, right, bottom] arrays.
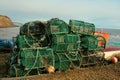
[[52, 34, 65, 44], [47, 18, 69, 34], [17, 35, 48, 49], [20, 48, 54, 70], [65, 34, 80, 43], [54, 52, 81, 71], [81, 35, 106, 50], [69, 20, 95, 34]]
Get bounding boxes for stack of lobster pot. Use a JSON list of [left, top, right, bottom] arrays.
[[7, 18, 106, 77], [46, 18, 81, 71], [9, 21, 54, 77], [69, 19, 106, 66]]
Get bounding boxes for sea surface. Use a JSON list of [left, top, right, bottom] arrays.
[[0, 27, 120, 46], [0, 27, 20, 40]]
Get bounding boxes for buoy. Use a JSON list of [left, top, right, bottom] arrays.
[[111, 56, 118, 63], [45, 66, 55, 73]]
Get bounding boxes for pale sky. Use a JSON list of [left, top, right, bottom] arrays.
[[0, 0, 120, 29]]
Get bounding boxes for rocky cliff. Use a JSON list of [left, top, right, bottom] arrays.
[[0, 15, 14, 27]]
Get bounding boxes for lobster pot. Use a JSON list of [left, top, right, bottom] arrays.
[[54, 52, 81, 71], [65, 34, 80, 51], [68, 51, 81, 67], [52, 34, 66, 44], [79, 51, 104, 66], [69, 20, 84, 34], [69, 20, 95, 34], [17, 35, 36, 48], [84, 22, 95, 35], [20, 48, 54, 70], [17, 35, 48, 48], [52, 34, 80, 44], [51, 34, 67, 52], [54, 53, 71, 71], [52, 43, 80, 52], [52, 43, 68, 52], [67, 43, 80, 51], [51, 34, 80, 52], [65, 34, 80, 43], [47, 18, 69, 34], [9, 64, 26, 77], [20, 21, 46, 35], [81, 35, 106, 50], [81, 35, 97, 50]]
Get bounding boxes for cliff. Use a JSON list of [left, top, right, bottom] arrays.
[[0, 15, 14, 27]]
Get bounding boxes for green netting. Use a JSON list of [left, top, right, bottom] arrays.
[[68, 51, 81, 67], [9, 64, 26, 77], [54, 53, 70, 71], [84, 22, 95, 35], [9, 64, 44, 77], [52, 43, 80, 52], [20, 48, 54, 70], [81, 35, 98, 50], [81, 35, 106, 50], [69, 20, 84, 34], [17, 35, 48, 49], [67, 43, 80, 51], [67, 51, 80, 60], [52, 34, 65, 44], [69, 20, 95, 34], [52, 34, 80, 44], [65, 34, 80, 43], [54, 52, 81, 71], [17, 35, 37, 48], [52, 43, 68, 52], [47, 18, 69, 34]]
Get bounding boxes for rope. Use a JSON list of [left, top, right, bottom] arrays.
[[23, 35, 32, 47], [23, 35, 46, 48], [26, 21, 50, 47], [27, 22, 33, 35], [24, 48, 39, 76], [55, 53, 61, 70], [55, 52, 79, 70]]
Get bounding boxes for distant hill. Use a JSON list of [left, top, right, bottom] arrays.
[[0, 15, 14, 27]]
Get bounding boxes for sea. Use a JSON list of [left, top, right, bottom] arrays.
[[0, 26, 120, 46]]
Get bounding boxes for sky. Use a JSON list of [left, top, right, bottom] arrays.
[[0, 0, 120, 29]]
